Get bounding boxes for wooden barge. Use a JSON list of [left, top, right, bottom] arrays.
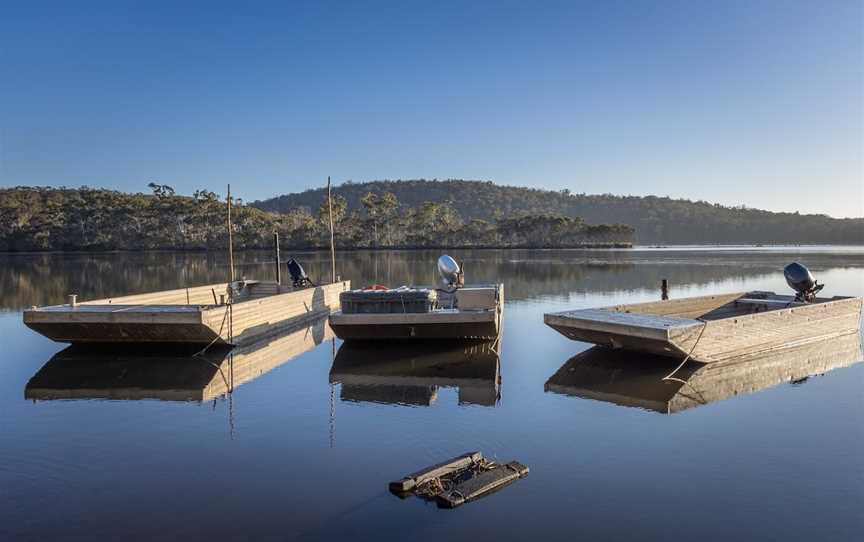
[[25, 315, 334, 402], [545, 291, 862, 363], [23, 280, 349, 346], [544, 330, 863, 414], [329, 284, 503, 341]]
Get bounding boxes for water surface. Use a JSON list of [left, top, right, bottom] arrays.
[[2, 248, 862, 541]]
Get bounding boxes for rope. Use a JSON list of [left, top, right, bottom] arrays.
[[192, 303, 229, 357], [662, 319, 707, 382]]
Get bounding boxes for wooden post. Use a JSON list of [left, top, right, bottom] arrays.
[[274, 232, 281, 285], [227, 184, 235, 283], [327, 176, 336, 284], [661, 279, 669, 300]]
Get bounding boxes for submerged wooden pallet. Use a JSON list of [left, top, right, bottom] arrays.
[[389, 451, 529, 508], [390, 451, 482, 492], [437, 461, 529, 508]]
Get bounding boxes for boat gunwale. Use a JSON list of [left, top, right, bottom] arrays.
[[545, 291, 862, 331]]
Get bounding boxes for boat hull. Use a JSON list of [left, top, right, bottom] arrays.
[[545, 292, 863, 363], [329, 311, 500, 341], [23, 281, 350, 345], [330, 284, 503, 341]]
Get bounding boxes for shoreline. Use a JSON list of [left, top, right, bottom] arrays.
[[0, 243, 634, 255], [2, 243, 864, 256]]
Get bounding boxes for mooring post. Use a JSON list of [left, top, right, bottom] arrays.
[[67, 294, 77, 308], [661, 279, 669, 300], [273, 232, 281, 285]]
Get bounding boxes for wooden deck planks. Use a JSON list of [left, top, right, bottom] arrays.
[[24, 281, 350, 345], [546, 292, 862, 363]]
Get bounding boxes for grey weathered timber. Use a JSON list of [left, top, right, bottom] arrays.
[[23, 280, 350, 345], [389, 451, 483, 493], [544, 291, 862, 362], [329, 284, 503, 341], [545, 331, 863, 414], [437, 461, 530, 508]]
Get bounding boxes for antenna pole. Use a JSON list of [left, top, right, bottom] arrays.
[[274, 232, 281, 285], [327, 176, 336, 284], [227, 184, 235, 283]]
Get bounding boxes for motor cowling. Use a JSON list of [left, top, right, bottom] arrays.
[[784, 262, 823, 302], [437, 255, 463, 289], [287, 258, 311, 288]]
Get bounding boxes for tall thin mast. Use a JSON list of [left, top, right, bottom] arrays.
[[327, 176, 336, 284], [227, 184, 235, 283]]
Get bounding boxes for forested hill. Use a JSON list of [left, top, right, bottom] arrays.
[[253, 179, 863, 245], [0, 186, 633, 251]]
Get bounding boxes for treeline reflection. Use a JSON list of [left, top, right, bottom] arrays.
[[2, 249, 861, 311]]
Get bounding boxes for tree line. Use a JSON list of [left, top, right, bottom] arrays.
[[0, 185, 633, 252], [254, 179, 863, 245]]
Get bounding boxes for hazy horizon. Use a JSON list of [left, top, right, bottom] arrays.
[[1, 1, 862, 218]]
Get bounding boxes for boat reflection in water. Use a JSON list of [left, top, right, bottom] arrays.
[[329, 340, 501, 407], [545, 332, 863, 414], [25, 316, 333, 402]]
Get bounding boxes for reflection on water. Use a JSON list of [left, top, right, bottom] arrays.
[[330, 341, 500, 407], [3, 247, 862, 311], [545, 332, 864, 414], [26, 317, 332, 402], [2, 247, 863, 542]]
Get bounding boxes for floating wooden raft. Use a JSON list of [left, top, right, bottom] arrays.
[[23, 280, 350, 345], [545, 291, 862, 363], [544, 331, 863, 414], [329, 284, 503, 341], [389, 451, 528, 509]]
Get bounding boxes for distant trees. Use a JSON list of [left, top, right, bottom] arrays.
[[252, 179, 864, 245], [361, 191, 398, 245], [147, 182, 175, 198], [0, 186, 634, 251]]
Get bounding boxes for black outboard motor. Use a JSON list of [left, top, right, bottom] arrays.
[[784, 262, 824, 303], [286, 258, 313, 288]]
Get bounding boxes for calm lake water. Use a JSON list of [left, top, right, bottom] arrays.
[[2, 247, 863, 541]]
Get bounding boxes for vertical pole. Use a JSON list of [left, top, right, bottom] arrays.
[[661, 279, 669, 301], [274, 232, 281, 285], [227, 184, 235, 283], [327, 176, 336, 284]]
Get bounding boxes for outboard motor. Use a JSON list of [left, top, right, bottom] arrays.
[[286, 258, 312, 288], [437, 255, 464, 290], [784, 262, 824, 302]]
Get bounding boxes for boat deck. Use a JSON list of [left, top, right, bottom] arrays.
[[33, 304, 207, 313], [24, 280, 350, 345], [545, 291, 862, 362]]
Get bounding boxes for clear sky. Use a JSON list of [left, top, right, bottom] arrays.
[[1, 0, 861, 217]]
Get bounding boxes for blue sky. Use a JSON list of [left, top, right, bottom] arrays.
[[1, 0, 861, 217]]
